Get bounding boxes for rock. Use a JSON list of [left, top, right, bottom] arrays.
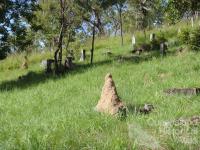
[[95, 73, 126, 116], [189, 116, 200, 125], [102, 51, 112, 56], [173, 116, 200, 126], [164, 88, 200, 96], [139, 104, 154, 114]]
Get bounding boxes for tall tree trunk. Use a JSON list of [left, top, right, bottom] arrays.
[[54, 0, 65, 74], [90, 26, 95, 65], [54, 25, 63, 74], [119, 6, 123, 46], [94, 10, 104, 36]]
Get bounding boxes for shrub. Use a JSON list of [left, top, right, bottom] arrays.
[[178, 28, 190, 44], [189, 27, 200, 51], [150, 33, 167, 50]]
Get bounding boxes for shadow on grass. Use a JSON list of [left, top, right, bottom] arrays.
[[114, 50, 163, 64], [0, 60, 112, 92], [0, 50, 169, 92]]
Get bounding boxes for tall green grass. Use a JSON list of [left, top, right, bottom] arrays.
[[0, 22, 200, 149]]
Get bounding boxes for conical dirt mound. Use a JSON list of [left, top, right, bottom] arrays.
[[95, 73, 126, 115]]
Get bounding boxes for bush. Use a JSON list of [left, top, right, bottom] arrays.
[[178, 28, 190, 44], [189, 27, 200, 51], [150, 33, 167, 50]]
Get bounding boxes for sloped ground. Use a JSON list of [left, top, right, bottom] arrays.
[[0, 32, 200, 149]]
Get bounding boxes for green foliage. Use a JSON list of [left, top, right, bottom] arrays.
[[189, 27, 200, 50], [166, 0, 190, 24], [177, 26, 200, 51], [1, 31, 200, 149], [178, 28, 190, 44], [149, 32, 167, 50], [0, 0, 39, 59]]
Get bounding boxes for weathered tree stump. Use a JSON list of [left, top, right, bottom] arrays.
[[164, 88, 200, 96]]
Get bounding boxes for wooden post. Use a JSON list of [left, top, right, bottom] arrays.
[[90, 26, 95, 65], [119, 5, 124, 46]]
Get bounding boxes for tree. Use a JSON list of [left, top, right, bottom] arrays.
[[165, 0, 190, 24], [128, 0, 156, 38], [76, 0, 124, 64], [0, 0, 38, 59], [112, 0, 127, 46], [165, 0, 200, 24]]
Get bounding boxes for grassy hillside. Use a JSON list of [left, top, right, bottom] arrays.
[[0, 24, 200, 149]]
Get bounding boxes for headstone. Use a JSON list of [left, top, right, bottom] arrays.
[[132, 35, 136, 49], [65, 56, 73, 69], [80, 49, 86, 61], [21, 56, 28, 69], [160, 42, 167, 56], [40, 60, 47, 69], [103, 50, 112, 56], [150, 33, 156, 42], [191, 17, 194, 27], [95, 73, 126, 116], [46, 59, 54, 73]]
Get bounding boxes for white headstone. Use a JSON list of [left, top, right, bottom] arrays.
[[150, 33, 155, 41], [191, 17, 194, 27], [40, 60, 47, 69], [132, 35, 136, 46], [80, 49, 86, 61]]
